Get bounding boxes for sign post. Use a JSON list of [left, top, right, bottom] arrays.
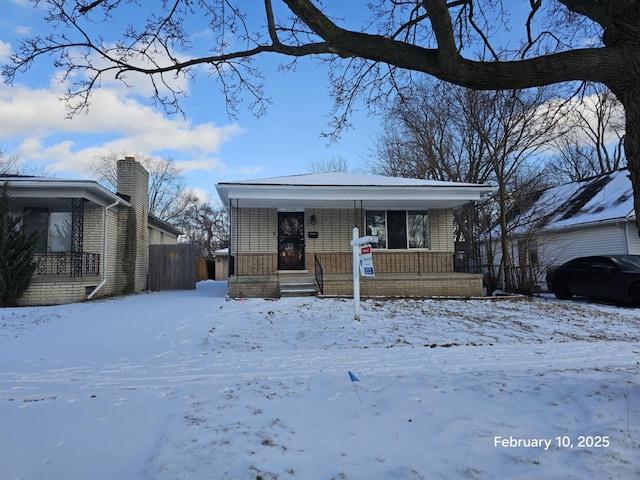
[[350, 226, 377, 321]]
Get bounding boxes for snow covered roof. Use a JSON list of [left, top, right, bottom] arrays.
[[506, 169, 635, 235], [223, 172, 487, 187], [216, 172, 494, 209]]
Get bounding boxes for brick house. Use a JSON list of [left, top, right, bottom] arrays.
[[3, 157, 181, 306], [215, 172, 493, 298]]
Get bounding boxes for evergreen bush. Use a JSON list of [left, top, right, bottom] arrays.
[[0, 182, 41, 306]]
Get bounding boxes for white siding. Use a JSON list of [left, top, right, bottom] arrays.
[[625, 223, 640, 254], [540, 224, 628, 266], [488, 222, 632, 270]]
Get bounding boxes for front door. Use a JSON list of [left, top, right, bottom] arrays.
[[278, 212, 305, 270]]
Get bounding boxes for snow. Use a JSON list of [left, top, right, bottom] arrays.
[[505, 169, 635, 236], [1, 281, 639, 479], [218, 172, 489, 187]]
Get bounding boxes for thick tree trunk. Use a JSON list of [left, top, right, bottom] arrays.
[[613, 83, 640, 237], [624, 113, 640, 237]]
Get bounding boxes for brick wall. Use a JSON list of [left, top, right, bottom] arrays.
[[304, 208, 362, 252], [428, 209, 454, 251], [228, 275, 279, 298], [101, 206, 121, 297], [19, 278, 102, 305], [322, 273, 483, 297], [148, 227, 178, 245], [232, 208, 278, 253], [226, 273, 483, 299], [309, 251, 454, 275]]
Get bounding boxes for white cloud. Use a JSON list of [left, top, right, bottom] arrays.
[[0, 40, 11, 62], [15, 25, 31, 35], [0, 81, 246, 177], [189, 187, 213, 203]]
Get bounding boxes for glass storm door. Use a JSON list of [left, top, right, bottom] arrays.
[[278, 212, 305, 270]]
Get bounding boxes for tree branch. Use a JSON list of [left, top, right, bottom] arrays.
[[78, 0, 109, 15]]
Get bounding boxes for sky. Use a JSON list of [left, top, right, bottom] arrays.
[[0, 1, 382, 201], [0, 2, 620, 205]]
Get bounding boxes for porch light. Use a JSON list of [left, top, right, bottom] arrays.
[[310, 214, 317, 225]]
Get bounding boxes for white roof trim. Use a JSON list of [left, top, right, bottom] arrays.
[[216, 173, 494, 209], [3, 177, 131, 207]]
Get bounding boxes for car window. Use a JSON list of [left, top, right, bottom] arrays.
[[588, 257, 616, 269], [612, 256, 640, 271], [564, 257, 616, 270], [566, 258, 593, 269], [565, 258, 588, 268]]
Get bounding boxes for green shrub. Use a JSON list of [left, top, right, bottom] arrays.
[[0, 182, 41, 306]]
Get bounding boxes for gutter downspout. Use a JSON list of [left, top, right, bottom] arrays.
[[87, 199, 121, 300]]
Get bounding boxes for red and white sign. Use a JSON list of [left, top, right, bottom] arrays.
[[358, 244, 375, 277]]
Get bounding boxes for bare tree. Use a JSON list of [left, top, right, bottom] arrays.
[[371, 81, 496, 276], [373, 81, 560, 291], [91, 150, 190, 222], [308, 156, 350, 173], [0, 149, 22, 175], [176, 197, 230, 259], [547, 84, 626, 181], [0, 149, 53, 177], [5, 1, 640, 233]]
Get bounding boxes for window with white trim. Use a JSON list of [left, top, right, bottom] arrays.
[[365, 210, 430, 249]]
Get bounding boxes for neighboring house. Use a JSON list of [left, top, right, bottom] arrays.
[[215, 172, 494, 298], [148, 214, 183, 245], [482, 169, 640, 290], [3, 157, 181, 306]]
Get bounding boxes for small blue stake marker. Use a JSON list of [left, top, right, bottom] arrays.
[[348, 371, 362, 404]]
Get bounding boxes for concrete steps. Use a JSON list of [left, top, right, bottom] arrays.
[[278, 277, 318, 297]]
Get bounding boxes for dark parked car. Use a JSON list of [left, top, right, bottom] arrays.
[[546, 255, 640, 306]]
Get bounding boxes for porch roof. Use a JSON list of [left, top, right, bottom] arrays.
[[216, 172, 494, 209], [1, 175, 131, 209]]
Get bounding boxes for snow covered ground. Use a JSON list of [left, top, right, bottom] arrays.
[[1, 281, 639, 479]]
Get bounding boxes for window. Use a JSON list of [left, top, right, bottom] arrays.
[[365, 210, 387, 249], [387, 211, 407, 249], [365, 210, 429, 249], [408, 211, 429, 248], [49, 212, 73, 252], [24, 208, 73, 252]]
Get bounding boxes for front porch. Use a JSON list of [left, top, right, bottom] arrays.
[[227, 250, 484, 299], [18, 252, 103, 306]]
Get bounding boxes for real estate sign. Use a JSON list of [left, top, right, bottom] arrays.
[[359, 244, 375, 277]]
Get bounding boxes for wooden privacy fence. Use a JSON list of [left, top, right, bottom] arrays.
[[148, 244, 196, 291]]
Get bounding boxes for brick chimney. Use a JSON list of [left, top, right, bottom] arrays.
[[116, 156, 149, 293]]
